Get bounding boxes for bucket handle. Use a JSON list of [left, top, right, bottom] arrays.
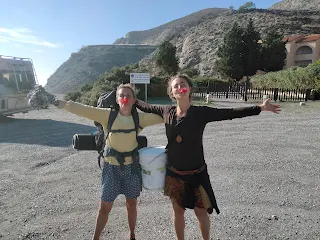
[[139, 147, 167, 165], [148, 152, 167, 166]]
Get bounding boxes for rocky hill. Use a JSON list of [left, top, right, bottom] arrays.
[[114, 8, 229, 45], [45, 44, 156, 94], [46, 0, 320, 94], [269, 0, 320, 10], [141, 9, 320, 75]]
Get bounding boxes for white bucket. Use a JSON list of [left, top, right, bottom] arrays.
[[139, 146, 167, 191]]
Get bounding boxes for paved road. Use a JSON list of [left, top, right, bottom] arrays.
[[0, 102, 319, 240]]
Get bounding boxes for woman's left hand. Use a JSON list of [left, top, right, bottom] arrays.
[[260, 99, 281, 114]]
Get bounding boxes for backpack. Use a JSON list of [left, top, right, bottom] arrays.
[[94, 90, 142, 169]]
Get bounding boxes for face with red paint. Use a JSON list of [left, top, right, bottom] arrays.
[[116, 87, 135, 111], [170, 77, 191, 101]]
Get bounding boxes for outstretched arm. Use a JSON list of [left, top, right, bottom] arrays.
[[139, 112, 165, 129], [259, 99, 281, 113], [55, 100, 110, 126], [135, 99, 168, 118], [201, 99, 281, 123]]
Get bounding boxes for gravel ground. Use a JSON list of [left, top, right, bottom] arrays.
[[0, 100, 319, 240]]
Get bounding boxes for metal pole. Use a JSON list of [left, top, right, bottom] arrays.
[[145, 84, 147, 102]]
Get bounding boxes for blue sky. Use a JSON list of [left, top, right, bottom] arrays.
[[1, 0, 281, 86]]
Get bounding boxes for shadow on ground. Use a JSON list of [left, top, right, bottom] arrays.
[[0, 117, 95, 147]]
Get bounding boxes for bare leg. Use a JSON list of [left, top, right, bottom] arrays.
[[125, 198, 137, 239], [171, 198, 186, 240], [194, 206, 210, 240], [92, 200, 113, 240]]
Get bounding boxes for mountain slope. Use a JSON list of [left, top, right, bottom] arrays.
[[114, 8, 229, 45], [142, 9, 320, 75], [270, 0, 320, 10], [45, 45, 156, 94]]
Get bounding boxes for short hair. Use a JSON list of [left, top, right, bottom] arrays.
[[116, 83, 136, 98]]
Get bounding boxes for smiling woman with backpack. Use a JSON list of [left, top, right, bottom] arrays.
[[135, 74, 281, 240], [53, 83, 163, 240]]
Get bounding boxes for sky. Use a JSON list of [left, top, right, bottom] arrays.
[[1, 0, 281, 86]]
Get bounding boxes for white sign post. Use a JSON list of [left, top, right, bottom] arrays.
[[130, 73, 150, 102]]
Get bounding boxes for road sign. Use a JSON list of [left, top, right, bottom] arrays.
[[130, 73, 150, 102], [130, 73, 150, 84]]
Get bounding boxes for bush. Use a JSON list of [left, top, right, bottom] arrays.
[[64, 91, 82, 102], [251, 63, 320, 90], [80, 84, 93, 92], [64, 63, 153, 105], [192, 76, 227, 87], [149, 84, 168, 98], [310, 89, 320, 100]]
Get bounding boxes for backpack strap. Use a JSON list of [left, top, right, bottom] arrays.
[[99, 107, 142, 170], [106, 109, 118, 136], [131, 105, 143, 136], [97, 109, 118, 169], [107, 107, 138, 134]]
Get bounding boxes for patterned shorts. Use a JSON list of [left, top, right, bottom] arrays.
[[101, 163, 142, 202], [164, 176, 205, 209]]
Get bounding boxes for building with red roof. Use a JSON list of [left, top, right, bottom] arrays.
[[283, 34, 320, 68]]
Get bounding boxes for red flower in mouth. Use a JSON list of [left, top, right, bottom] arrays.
[[180, 88, 187, 94], [121, 97, 128, 104]]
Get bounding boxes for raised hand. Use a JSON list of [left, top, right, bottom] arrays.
[[260, 98, 281, 114]]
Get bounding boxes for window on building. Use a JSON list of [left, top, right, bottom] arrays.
[[296, 46, 313, 55]]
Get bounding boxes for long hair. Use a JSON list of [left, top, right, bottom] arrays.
[[167, 74, 193, 100]]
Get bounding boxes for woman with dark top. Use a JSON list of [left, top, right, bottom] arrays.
[[135, 74, 280, 240]]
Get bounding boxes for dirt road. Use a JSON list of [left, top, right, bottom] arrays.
[[0, 102, 319, 240]]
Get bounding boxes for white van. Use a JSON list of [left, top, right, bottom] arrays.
[[0, 55, 38, 116]]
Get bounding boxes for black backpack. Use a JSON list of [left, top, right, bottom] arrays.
[[94, 90, 142, 168]]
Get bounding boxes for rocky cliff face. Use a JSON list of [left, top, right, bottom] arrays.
[[113, 8, 229, 45], [45, 44, 156, 94], [269, 0, 320, 10]]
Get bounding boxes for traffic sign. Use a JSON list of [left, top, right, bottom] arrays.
[[130, 73, 150, 84]]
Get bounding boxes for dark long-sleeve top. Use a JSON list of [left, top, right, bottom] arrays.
[[136, 100, 262, 171]]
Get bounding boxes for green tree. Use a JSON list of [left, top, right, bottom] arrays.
[[64, 91, 82, 101], [238, 2, 256, 12], [260, 29, 287, 72], [242, 18, 261, 80], [153, 40, 179, 75], [182, 68, 199, 78], [216, 22, 245, 81], [81, 84, 93, 92]]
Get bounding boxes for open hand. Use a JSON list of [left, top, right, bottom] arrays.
[[260, 99, 281, 114]]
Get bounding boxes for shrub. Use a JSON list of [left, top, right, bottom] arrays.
[[64, 91, 81, 102], [251, 63, 320, 90], [192, 76, 227, 87]]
